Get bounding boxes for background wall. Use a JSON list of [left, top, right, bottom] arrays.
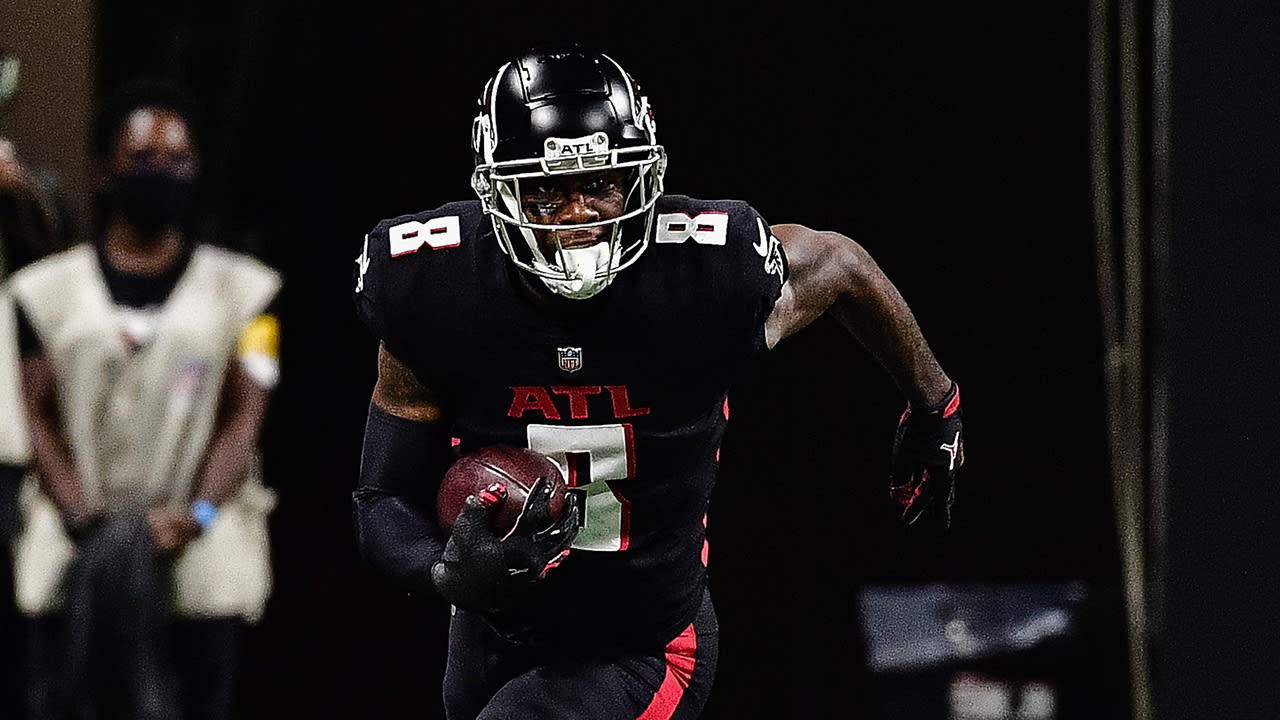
[[0, 0, 96, 229], [1159, 2, 1280, 718], [78, 1, 1141, 718]]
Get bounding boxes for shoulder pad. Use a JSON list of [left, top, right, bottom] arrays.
[[651, 196, 787, 284], [352, 201, 485, 344], [366, 201, 485, 260]]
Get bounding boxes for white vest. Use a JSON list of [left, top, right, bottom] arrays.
[[8, 243, 281, 622]]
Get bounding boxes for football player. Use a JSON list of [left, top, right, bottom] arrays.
[[352, 44, 963, 720]]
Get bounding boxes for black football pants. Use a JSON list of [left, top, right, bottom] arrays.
[[443, 590, 719, 720]]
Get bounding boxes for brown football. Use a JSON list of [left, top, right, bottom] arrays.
[[436, 445, 568, 537]]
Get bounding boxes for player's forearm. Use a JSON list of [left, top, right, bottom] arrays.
[[829, 248, 952, 409], [353, 402, 455, 596], [353, 488, 448, 595]]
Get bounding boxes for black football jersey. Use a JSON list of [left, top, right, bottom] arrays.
[[353, 195, 788, 649]]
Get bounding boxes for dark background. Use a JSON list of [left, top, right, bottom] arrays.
[[92, 2, 1138, 718], [1161, 2, 1280, 718]]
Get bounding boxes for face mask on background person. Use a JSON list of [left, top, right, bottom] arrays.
[[112, 168, 195, 234]]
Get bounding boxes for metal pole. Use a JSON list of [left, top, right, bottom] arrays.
[[1091, 0, 1154, 716], [1146, 0, 1173, 706]]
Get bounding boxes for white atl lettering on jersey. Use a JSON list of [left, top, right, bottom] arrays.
[[388, 216, 462, 257], [654, 212, 728, 245]]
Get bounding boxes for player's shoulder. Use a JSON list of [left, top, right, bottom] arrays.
[[653, 194, 769, 247], [364, 200, 487, 257], [353, 200, 488, 332], [649, 194, 786, 294], [368, 199, 486, 234], [655, 194, 763, 222], [357, 199, 486, 293]]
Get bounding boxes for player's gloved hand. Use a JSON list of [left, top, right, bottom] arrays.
[[430, 477, 580, 613], [890, 382, 964, 529]]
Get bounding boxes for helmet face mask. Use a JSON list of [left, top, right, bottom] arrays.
[[471, 46, 666, 299]]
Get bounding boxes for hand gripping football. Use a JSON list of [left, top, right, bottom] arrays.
[[436, 445, 569, 537]]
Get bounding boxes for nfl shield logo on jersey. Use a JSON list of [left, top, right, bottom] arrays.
[[557, 347, 583, 373]]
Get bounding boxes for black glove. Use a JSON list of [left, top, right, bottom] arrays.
[[890, 382, 964, 529], [430, 477, 580, 613]]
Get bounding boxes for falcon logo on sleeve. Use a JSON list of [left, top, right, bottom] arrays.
[[355, 235, 370, 293], [754, 218, 785, 281]]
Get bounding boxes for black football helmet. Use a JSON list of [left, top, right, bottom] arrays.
[[470, 45, 666, 298]]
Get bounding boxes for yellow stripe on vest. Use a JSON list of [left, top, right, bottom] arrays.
[[237, 313, 280, 360]]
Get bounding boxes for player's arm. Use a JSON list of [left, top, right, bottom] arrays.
[[354, 343, 579, 610], [352, 342, 455, 596], [764, 224, 963, 527], [370, 340, 448, 423], [350, 221, 577, 606], [764, 223, 952, 407]]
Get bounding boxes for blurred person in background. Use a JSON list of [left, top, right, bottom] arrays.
[[7, 74, 280, 720], [1, 42, 79, 720]]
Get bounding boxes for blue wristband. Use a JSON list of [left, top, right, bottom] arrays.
[[191, 499, 219, 532]]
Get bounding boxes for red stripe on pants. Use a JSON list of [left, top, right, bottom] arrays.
[[636, 622, 698, 720]]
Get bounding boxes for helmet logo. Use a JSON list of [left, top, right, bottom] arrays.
[[544, 133, 609, 160], [557, 347, 584, 373], [472, 113, 495, 164]]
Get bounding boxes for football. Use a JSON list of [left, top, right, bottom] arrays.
[[436, 444, 569, 537]]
